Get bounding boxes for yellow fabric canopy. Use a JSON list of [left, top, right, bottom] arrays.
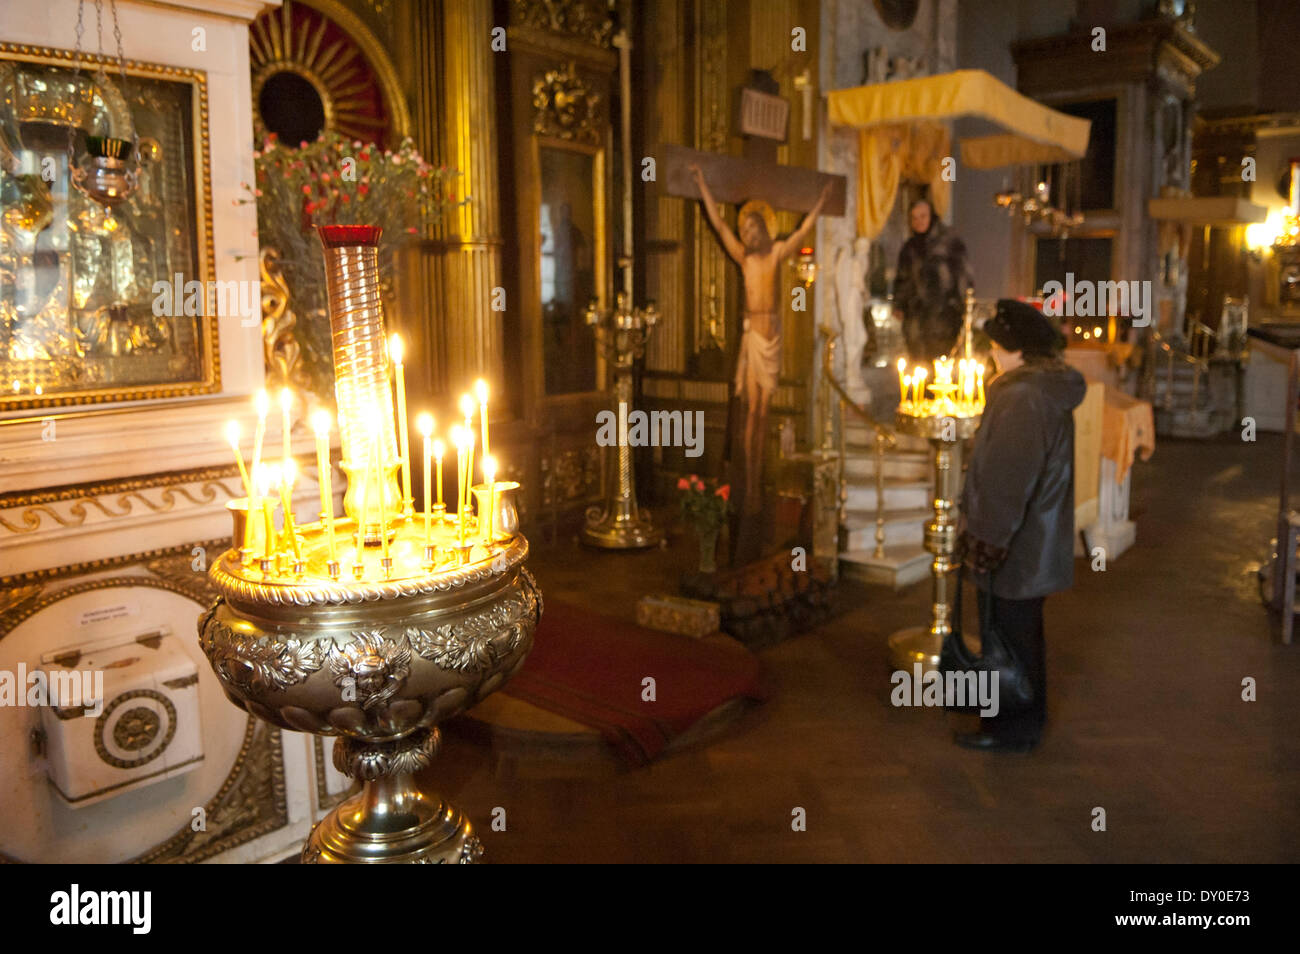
[[828, 70, 1091, 238]]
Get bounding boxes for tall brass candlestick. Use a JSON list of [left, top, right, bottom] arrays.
[[392, 335, 412, 515]]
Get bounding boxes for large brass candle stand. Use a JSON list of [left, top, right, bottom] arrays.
[[581, 292, 662, 549], [887, 348, 984, 672], [200, 226, 541, 863]]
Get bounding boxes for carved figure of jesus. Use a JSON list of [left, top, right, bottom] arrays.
[[691, 163, 831, 512]]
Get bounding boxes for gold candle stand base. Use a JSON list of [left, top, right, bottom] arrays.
[[888, 410, 981, 674], [302, 729, 482, 864]]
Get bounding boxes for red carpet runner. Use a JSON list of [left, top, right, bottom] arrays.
[[502, 599, 767, 766]]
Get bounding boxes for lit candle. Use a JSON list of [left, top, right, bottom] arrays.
[[901, 373, 911, 409], [226, 421, 253, 498], [311, 410, 337, 566], [391, 335, 412, 515], [258, 463, 278, 565], [896, 358, 907, 404], [913, 367, 927, 407], [251, 389, 269, 481], [482, 455, 497, 543], [459, 393, 475, 483], [226, 421, 257, 558], [452, 425, 467, 547], [372, 429, 390, 569], [353, 454, 369, 572], [463, 429, 476, 540], [278, 459, 303, 562], [433, 438, 445, 509], [417, 413, 433, 547], [475, 379, 490, 458], [280, 387, 293, 465]]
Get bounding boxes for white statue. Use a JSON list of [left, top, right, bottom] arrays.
[[833, 238, 870, 390]]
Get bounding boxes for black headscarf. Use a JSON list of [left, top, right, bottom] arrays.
[[984, 299, 1066, 357]]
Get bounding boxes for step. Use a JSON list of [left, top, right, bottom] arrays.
[[843, 450, 931, 480], [840, 545, 931, 589], [844, 422, 930, 453], [842, 506, 931, 550], [845, 479, 930, 513]]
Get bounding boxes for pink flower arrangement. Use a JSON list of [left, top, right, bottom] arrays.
[[678, 474, 730, 534]]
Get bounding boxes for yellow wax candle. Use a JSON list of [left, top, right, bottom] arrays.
[[372, 434, 390, 566], [433, 438, 445, 508], [311, 410, 336, 563], [475, 379, 490, 458], [901, 374, 911, 408], [453, 426, 466, 546], [463, 429, 476, 537], [225, 420, 253, 498], [251, 389, 269, 480], [280, 387, 293, 465], [417, 413, 433, 546], [459, 394, 475, 482], [481, 456, 497, 543], [896, 358, 907, 403], [391, 335, 412, 514], [259, 464, 278, 564], [354, 461, 368, 569], [226, 421, 257, 558], [278, 459, 303, 561], [913, 367, 927, 407], [976, 365, 985, 407]]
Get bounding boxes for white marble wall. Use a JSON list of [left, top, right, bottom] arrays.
[[0, 0, 329, 865]]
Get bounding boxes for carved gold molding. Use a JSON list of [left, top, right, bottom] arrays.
[[0, 466, 241, 536], [532, 61, 602, 146], [510, 0, 613, 48]]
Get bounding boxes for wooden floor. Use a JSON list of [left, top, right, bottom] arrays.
[[432, 433, 1300, 863]]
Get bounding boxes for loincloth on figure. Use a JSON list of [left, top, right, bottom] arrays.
[[734, 315, 781, 398]]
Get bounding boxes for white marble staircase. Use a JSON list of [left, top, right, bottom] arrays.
[[836, 410, 933, 589]]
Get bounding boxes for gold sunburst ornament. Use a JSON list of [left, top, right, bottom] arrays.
[[249, 0, 398, 145]]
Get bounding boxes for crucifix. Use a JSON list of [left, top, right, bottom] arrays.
[[659, 70, 846, 566]]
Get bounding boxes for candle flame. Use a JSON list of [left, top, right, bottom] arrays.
[[254, 388, 269, 416], [225, 420, 240, 447], [282, 458, 297, 486], [311, 409, 331, 436], [483, 455, 497, 482], [279, 387, 292, 411], [257, 463, 278, 496], [417, 412, 433, 437], [389, 333, 404, 365], [459, 393, 474, 419], [897, 357, 906, 372], [475, 379, 488, 404], [433, 438, 445, 459]]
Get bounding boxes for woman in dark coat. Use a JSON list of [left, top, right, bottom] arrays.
[[956, 299, 1086, 751], [893, 199, 974, 364]]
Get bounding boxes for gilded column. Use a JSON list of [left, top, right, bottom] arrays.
[[432, 0, 504, 392]]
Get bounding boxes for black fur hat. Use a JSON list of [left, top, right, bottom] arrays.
[[985, 299, 1066, 356]]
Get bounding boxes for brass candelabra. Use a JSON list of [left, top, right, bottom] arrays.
[[200, 225, 540, 864], [581, 291, 662, 549]]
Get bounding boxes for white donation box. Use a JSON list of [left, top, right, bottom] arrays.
[[38, 630, 204, 807]]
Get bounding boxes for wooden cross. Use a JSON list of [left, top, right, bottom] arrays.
[[658, 71, 847, 216]]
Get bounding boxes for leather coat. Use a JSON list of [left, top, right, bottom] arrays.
[[961, 356, 1087, 600]]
